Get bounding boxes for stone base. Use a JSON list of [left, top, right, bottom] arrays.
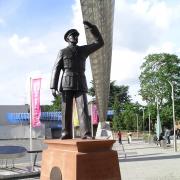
[[40, 139, 121, 180]]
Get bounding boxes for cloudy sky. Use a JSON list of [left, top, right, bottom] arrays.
[[0, 0, 180, 105]]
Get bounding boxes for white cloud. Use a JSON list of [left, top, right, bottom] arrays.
[[111, 48, 144, 83], [9, 34, 47, 56], [71, 0, 86, 45], [1, 0, 180, 106], [132, 0, 172, 29], [147, 41, 175, 54], [0, 23, 70, 105], [110, 0, 180, 104], [110, 47, 146, 104], [113, 0, 175, 52], [0, 76, 27, 105]]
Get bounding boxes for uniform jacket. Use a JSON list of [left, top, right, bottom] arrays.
[[50, 25, 104, 92]]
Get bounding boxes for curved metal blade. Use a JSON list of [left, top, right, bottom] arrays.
[[80, 0, 115, 122]]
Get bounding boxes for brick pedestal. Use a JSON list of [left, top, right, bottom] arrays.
[[40, 139, 121, 180]]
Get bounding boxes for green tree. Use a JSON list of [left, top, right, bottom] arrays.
[[44, 96, 62, 112], [146, 103, 157, 132], [51, 96, 62, 111], [112, 97, 125, 131], [88, 80, 131, 107], [139, 53, 180, 127], [160, 105, 173, 128], [89, 80, 134, 130], [139, 53, 180, 105], [122, 103, 137, 130], [89, 80, 133, 131]]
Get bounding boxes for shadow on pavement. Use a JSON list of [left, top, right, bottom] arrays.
[[124, 146, 159, 150], [119, 153, 163, 159], [119, 154, 180, 162]]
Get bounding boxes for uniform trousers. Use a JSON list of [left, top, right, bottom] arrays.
[[61, 91, 91, 138]]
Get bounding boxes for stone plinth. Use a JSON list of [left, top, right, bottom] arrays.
[[40, 139, 121, 180]]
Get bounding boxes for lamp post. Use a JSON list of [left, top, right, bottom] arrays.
[[148, 111, 151, 135], [147, 104, 151, 134], [136, 114, 139, 139], [168, 81, 177, 152], [148, 110, 151, 142], [142, 107, 145, 135]]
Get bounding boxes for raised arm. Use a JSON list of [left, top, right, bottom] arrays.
[[83, 21, 104, 56]]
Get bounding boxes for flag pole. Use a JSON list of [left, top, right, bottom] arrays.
[[91, 102, 94, 137], [29, 77, 33, 168], [72, 99, 75, 139]]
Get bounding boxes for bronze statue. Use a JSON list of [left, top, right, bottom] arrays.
[[50, 21, 104, 139]]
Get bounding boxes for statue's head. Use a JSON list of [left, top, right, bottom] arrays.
[[64, 29, 79, 45]]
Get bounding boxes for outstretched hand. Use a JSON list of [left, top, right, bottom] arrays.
[[83, 21, 94, 29]]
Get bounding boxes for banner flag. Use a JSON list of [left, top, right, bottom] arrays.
[[91, 103, 99, 125], [73, 99, 79, 127], [31, 78, 41, 128]]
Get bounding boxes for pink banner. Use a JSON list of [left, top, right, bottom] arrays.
[[31, 78, 41, 128], [91, 104, 99, 125]]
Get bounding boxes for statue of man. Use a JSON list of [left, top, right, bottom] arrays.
[[50, 21, 104, 139]]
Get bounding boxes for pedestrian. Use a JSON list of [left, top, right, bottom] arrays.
[[164, 128, 171, 144], [117, 131, 122, 144], [153, 135, 158, 145], [158, 132, 164, 147], [127, 131, 132, 144], [176, 128, 180, 139]]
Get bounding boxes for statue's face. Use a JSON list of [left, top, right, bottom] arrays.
[[67, 33, 78, 44]]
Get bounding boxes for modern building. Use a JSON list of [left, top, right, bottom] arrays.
[[0, 105, 29, 126], [0, 105, 54, 139]]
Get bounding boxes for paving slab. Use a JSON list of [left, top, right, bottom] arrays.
[[113, 139, 180, 180], [1, 138, 180, 180]]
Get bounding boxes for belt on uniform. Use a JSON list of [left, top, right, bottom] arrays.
[[64, 71, 84, 76]]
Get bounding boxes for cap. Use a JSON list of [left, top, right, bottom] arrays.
[[64, 29, 79, 42]]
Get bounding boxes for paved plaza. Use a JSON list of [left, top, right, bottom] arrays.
[[1, 138, 180, 179], [113, 139, 180, 180]]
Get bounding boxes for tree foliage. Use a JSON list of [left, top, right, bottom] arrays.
[[139, 53, 180, 105], [88, 80, 131, 107], [112, 97, 124, 131], [88, 80, 143, 131], [139, 53, 180, 128], [43, 96, 62, 112]]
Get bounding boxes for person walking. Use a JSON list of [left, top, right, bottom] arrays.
[[164, 128, 171, 144], [176, 128, 180, 139], [117, 131, 122, 144], [127, 131, 132, 144], [158, 132, 164, 147]]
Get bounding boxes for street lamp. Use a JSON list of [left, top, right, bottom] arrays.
[[148, 109, 151, 142], [143, 108, 145, 134], [136, 114, 139, 139], [141, 107, 145, 135], [168, 81, 177, 152]]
